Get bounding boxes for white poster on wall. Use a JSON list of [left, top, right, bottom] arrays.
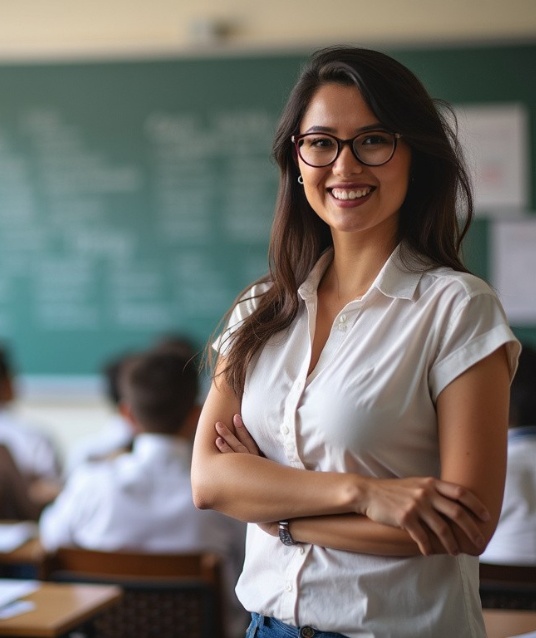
[[491, 218, 536, 324], [454, 103, 530, 215]]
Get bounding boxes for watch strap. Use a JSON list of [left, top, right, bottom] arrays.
[[278, 520, 298, 546]]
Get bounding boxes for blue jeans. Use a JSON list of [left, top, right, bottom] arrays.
[[245, 613, 350, 638]]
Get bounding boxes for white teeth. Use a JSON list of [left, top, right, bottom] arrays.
[[332, 188, 371, 201]]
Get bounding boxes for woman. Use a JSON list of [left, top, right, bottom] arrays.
[[191, 46, 519, 638]]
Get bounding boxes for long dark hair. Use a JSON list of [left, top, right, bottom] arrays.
[[215, 46, 474, 396]]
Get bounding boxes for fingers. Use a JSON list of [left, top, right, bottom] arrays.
[[395, 494, 459, 556], [435, 481, 490, 522], [364, 477, 488, 557], [215, 436, 234, 453], [214, 422, 250, 454], [407, 481, 487, 555], [233, 414, 261, 455], [433, 496, 486, 551]]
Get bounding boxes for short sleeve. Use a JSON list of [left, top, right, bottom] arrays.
[[429, 288, 520, 400], [212, 281, 271, 356]]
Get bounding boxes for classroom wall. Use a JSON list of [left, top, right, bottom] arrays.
[[2, 3, 535, 465], [0, 0, 535, 59]]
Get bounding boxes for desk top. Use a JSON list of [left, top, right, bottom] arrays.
[[0, 582, 122, 637], [483, 608, 536, 638]]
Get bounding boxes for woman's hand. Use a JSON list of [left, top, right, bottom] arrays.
[[213, 417, 489, 555], [359, 476, 490, 556], [215, 416, 281, 537], [215, 414, 262, 456]]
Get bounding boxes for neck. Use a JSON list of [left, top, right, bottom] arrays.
[[325, 233, 397, 302]]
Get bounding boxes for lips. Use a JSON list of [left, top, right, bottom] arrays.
[[330, 186, 373, 201]]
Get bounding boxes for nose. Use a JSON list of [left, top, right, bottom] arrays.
[[332, 141, 363, 175]]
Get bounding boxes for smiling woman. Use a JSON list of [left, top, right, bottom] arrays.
[[191, 46, 520, 638], [294, 83, 412, 246]]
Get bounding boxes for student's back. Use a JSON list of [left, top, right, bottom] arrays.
[[39, 348, 247, 636], [40, 431, 242, 555]]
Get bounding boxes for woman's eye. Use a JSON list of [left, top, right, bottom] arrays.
[[308, 136, 335, 149], [361, 133, 390, 146]]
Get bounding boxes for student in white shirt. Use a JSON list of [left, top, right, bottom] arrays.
[[482, 344, 536, 565], [64, 351, 135, 477], [0, 344, 62, 511], [191, 46, 519, 638], [40, 348, 248, 637]]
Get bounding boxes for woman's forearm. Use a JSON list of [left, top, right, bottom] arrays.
[[192, 450, 360, 522], [192, 374, 491, 556], [289, 513, 420, 556], [191, 373, 362, 522]]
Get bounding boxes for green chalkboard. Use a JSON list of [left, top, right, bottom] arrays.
[[0, 44, 534, 376]]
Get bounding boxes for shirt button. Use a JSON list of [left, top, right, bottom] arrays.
[[285, 583, 292, 592], [339, 314, 347, 323], [299, 546, 305, 555], [281, 425, 289, 435]]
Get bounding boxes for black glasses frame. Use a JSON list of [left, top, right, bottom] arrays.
[[291, 130, 402, 168]]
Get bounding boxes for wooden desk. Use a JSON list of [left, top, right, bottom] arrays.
[[484, 608, 536, 638], [0, 582, 122, 637], [0, 538, 47, 580], [0, 538, 46, 568]]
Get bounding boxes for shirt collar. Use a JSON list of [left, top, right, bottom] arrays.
[[133, 433, 192, 465], [298, 243, 423, 302]]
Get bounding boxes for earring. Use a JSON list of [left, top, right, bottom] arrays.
[[298, 175, 304, 185]]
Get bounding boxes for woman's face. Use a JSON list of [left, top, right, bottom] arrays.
[[297, 83, 412, 242]]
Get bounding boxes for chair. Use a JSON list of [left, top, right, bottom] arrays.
[[479, 561, 536, 610], [42, 547, 226, 638]]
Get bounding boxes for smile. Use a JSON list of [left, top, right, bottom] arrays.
[[331, 187, 373, 201]]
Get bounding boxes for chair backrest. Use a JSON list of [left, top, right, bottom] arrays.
[[479, 561, 536, 610], [43, 547, 226, 638]]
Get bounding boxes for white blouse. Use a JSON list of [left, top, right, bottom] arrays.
[[223, 245, 520, 638]]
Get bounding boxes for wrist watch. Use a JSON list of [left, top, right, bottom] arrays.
[[278, 520, 298, 546]]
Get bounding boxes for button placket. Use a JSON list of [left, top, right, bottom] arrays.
[[281, 375, 306, 464]]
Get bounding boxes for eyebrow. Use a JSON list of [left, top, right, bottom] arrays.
[[302, 123, 386, 134]]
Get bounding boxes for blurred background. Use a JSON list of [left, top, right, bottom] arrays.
[[0, 0, 535, 462]]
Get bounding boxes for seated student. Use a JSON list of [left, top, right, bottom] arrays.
[[0, 344, 62, 509], [39, 348, 248, 637], [0, 445, 41, 520], [64, 351, 136, 477], [481, 344, 536, 565]]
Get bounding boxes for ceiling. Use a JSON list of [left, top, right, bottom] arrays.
[[1, 0, 535, 61]]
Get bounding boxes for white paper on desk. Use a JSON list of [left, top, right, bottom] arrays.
[[0, 579, 39, 610], [0, 522, 38, 552]]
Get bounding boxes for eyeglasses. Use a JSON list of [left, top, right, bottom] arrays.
[[291, 130, 401, 168]]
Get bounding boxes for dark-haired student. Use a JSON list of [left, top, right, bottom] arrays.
[[64, 350, 136, 477], [40, 349, 248, 637]]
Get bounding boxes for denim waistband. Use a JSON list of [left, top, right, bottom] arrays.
[[247, 613, 350, 638]]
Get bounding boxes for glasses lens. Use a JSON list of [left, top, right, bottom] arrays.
[[353, 131, 396, 166], [297, 134, 338, 167]]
